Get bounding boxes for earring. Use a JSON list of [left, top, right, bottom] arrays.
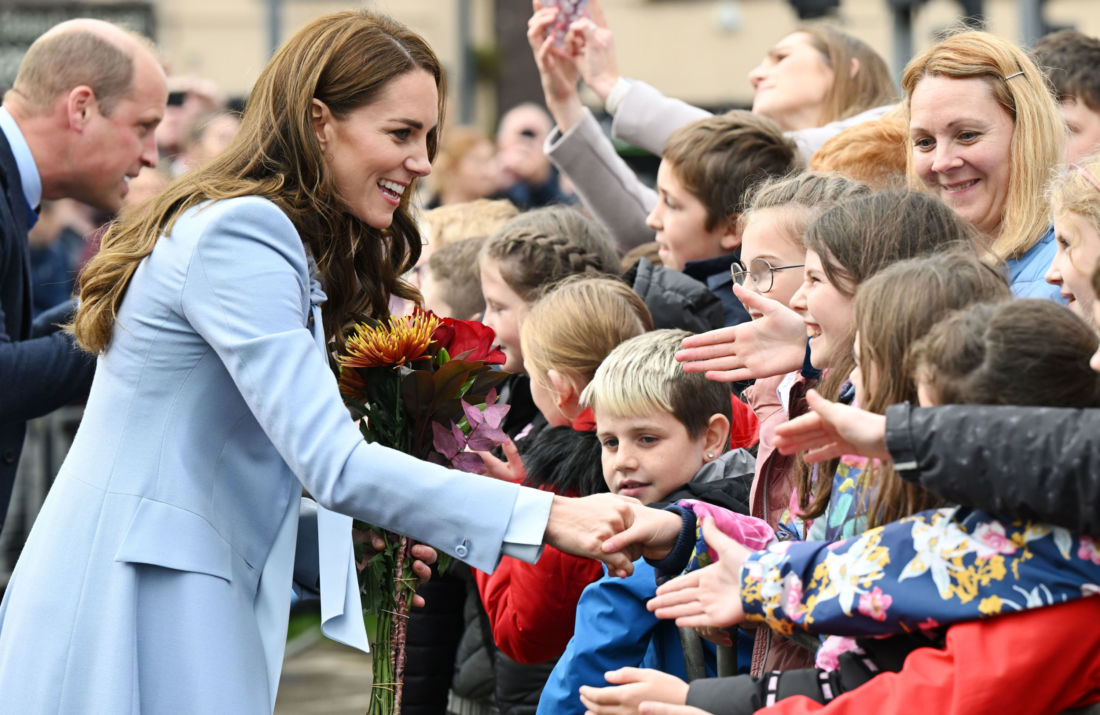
[[706, 451, 715, 460]]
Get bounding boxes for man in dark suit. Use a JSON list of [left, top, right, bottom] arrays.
[[0, 19, 166, 531]]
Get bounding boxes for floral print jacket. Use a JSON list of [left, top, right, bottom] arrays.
[[739, 506, 1100, 637]]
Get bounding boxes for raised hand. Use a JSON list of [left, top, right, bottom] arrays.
[[528, 2, 585, 131], [676, 285, 806, 383], [563, 0, 620, 103], [545, 493, 639, 577], [579, 667, 689, 714], [646, 517, 749, 628], [773, 388, 890, 463], [475, 437, 527, 483]]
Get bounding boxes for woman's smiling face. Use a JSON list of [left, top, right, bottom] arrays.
[[908, 75, 1015, 240]]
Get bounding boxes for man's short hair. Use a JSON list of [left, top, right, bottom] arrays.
[[661, 110, 800, 231], [13, 25, 151, 115], [1032, 30, 1100, 110], [581, 329, 732, 439]]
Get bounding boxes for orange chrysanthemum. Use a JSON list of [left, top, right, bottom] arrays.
[[339, 311, 443, 369], [337, 366, 367, 398]]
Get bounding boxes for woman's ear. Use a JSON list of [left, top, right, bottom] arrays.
[[849, 57, 861, 80], [719, 213, 743, 252], [702, 413, 731, 460], [311, 98, 331, 151]]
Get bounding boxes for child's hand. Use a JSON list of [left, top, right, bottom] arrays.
[[638, 704, 713, 715], [578, 667, 689, 714], [646, 517, 749, 628], [774, 389, 890, 463], [676, 285, 806, 382], [600, 504, 684, 561], [547, 493, 639, 577], [475, 437, 527, 483]]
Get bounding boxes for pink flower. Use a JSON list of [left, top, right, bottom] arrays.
[[1078, 536, 1100, 565], [782, 574, 805, 619], [857, 587, 892, 622], [815, 636, 858, 671], [973, 522, 1017, 559]]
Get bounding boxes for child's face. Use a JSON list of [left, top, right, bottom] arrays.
[[737, 208, 807, 316], [479, 258, 530, 373], [1092, 299, 1100, 372], [645, 160, 738, 271], [789, 249, 854, 370], [595, 408, 710, 506], [1061, 97, 1100, 166], [850, 332, 874, 408], [1047, 211, 1100, 321]]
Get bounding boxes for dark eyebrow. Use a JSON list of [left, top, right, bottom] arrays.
[[392, 117, 425, 130]]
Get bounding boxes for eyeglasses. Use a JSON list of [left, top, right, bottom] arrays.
[[730, 257, 805, 294]]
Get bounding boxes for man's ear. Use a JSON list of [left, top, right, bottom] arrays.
[[702, 413, 731, 460], [66, 86, 96, 130], [311, 98, 331, 151], [719, 213, 742, 252]]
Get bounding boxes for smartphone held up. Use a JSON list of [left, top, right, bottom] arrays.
[[542, 0, 590, 47]]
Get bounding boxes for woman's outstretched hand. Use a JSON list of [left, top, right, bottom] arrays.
[[579, 667, 689, 714], [676, 285, 806, 382], [647, 517, 749, 628], [546, 493, 640, 577], [773, 389, 890, 463]]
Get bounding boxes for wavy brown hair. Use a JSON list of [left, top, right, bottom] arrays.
[[854, 251, 1011, 527], [801, 25, 896, 125], [795, 191, 985, 519], [73, 10, 444, 353]]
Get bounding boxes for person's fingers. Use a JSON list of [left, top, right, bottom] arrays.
[[409, 543, 437, 565], [732, 283, 779, 315], [411, 593, 427, 608], [410, 558, 431, 585], [679, 325, 739, 350], [651, 600, 707, 622], [640, 702, 712, 715], [588, 0, 609, 27], [370, 532, 386, 552], [653, 569, 702, 597], [703, 368, 753, 383], [603, 666, 648, 685], [699, 516, 737, 554]]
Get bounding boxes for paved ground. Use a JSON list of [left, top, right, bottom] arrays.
[[275, 636, 374, 715]]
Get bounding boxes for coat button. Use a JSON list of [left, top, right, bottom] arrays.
[[1, 449, 15, 464], [455, 540, 469, 558]]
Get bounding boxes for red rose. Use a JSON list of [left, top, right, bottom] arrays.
[[431, 317, 505, 365]]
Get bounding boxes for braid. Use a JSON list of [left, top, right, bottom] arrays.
[[482, 206, 620, 301]]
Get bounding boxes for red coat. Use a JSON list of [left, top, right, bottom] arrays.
[[473, 548, 603, 664], [761, 596, 1100, 714]]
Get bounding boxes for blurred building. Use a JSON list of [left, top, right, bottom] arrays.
[[1, 0, 1100, 140]]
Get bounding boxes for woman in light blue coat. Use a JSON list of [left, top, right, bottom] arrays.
[[0, 12, 637, 714]]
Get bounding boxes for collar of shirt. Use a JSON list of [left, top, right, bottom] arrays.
[[0, 106, 43, 212]]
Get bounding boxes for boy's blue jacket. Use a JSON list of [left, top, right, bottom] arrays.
[[537, 449, 755, 713]]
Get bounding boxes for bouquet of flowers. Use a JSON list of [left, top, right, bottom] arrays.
[[336, 308, 510, 714]]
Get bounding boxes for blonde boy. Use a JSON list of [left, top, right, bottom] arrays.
[[537, 330, 754, 714]]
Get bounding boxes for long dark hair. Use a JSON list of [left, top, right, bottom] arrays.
[[74, 11, 444, 352]]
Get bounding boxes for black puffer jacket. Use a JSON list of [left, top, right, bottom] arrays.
[[625, 257, 725, 334], [885, 402, 1100, 536]]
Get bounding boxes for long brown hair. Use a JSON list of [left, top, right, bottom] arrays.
[[795, 191, 984, 518], [73, 11, 444, 353], [855, 251, 1011, 527], [800, 25, 896, 124]]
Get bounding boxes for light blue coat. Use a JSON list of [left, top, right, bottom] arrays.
[[0, 197, 550, 713]]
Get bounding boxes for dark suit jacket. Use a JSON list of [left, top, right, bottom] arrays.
[[0, 129, 94, 530]]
